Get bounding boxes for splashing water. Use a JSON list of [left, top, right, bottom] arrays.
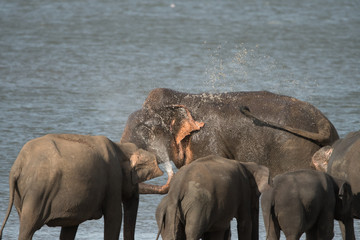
[[202, 43, 317, 100], [160, 160, 174, 178], [148, 138, 175, 177]]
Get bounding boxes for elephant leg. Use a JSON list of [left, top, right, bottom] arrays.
[[18, 196, 44, 240], [261, 192, 280, 240], [283, 236, 301, 240], [339, 218, 356, 240], [103, 208, 122, 240], [18, 214, 37, 240], [315, 212, 334, 240], [122, 195, 139, 240], [60, 225, 78, 240], [184, 206, 209, 240], [339, 221, 347, 239], [224, 226, 231, 240], [202, 230, 229, 240], [236, 207, 252, 239], [305, 226, 318, 240], [281, 226, 302, 240], [237, 218, 252, 239], [103, 198, 122, 240], [184, 220, 206, 240], [262, 213, 280, 240], [277, 204, 303, 240], [305, 214, 334, 240]]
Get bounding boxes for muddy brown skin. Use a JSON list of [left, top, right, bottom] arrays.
[[121, 88, 339, 194]]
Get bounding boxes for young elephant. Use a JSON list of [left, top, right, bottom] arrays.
[[155, 155, 270, 240], [0, 134, 163, 240], [261, 170, 355, 240]]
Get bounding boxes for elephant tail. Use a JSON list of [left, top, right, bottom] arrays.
[[261, 187, 276, 240], [267, 199, 276, 240], [155, 208, 165, 240], [156, 200, 182, 240], [240, 106, 334, 147], [0, 169, 18, 239]]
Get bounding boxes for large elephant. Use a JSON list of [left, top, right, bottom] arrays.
[[120, 88, 339, 194], [261, 170, 355, 240], [155, 155, 270, 240], [0, 134, 162, 240], [312, 131, 360, 238]]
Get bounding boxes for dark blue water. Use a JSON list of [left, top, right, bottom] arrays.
[[0, 0, 359, 238]]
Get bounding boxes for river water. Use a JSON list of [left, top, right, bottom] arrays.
[[0, 0, 359, 239]]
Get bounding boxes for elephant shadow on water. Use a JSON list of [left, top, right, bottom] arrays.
[[0, 134, 163, 240]]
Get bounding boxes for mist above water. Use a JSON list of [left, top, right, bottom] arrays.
[[203, 43, 316, 98]]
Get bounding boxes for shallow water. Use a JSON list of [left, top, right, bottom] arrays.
[[0, 0, 359, 238]]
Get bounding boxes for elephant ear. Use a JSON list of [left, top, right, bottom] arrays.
[[242, 162, 271, 194], [167, 105, 205, 146], [311, 146, 333, 172]]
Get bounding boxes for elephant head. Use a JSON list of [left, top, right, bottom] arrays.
[[120, 105, 204, 194], [118, 142, 164, 184]]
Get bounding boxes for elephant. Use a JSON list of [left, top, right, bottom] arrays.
[[261, 170, 355, 240], [0, 134, 163, 240], [120, 88, 339, 194], [312, 131, 360, 238], [155, 155, 270, 240], [312, 131, 360, 218]]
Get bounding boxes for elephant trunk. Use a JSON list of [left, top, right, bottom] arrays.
[[339, 218, 356, 240], [139, 171, 174, 194]]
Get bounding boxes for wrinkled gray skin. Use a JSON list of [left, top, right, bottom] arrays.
[[121, 88, 339, 194], [0, 134, 163, 240], [261, 170, 354, 240], [312, 131, 360, 238], [155, 155, 270, 240]]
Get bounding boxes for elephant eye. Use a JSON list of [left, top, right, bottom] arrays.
[[136, 124, 156, 141], [178, 107, 188, 117]]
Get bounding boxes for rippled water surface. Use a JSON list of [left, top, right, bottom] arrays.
[[0, 0, 359, 238]]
